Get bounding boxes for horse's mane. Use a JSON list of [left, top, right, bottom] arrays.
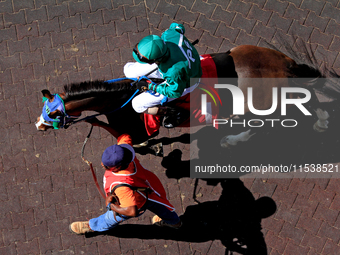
[[63, 79, 137, 102]]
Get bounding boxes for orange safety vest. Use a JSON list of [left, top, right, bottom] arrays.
[[103, 158, 175, 212]]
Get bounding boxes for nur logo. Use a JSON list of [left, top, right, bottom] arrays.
[[200, 84, 312, 128]]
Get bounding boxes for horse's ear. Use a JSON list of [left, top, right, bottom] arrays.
[[41, 90, 53, 100]]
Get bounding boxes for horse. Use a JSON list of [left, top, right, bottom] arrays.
[[35, 43, 338, 148], [214, 44, 334, 147], [35, 79, 158, 145]]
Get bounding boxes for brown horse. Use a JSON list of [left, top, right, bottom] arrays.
[[212, 45, 333, 147], [35, 44, 336, 146]]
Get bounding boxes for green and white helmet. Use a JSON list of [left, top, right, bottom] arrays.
[[133, 35, 168, 64]]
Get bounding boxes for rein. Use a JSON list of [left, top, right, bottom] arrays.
[[76, 40, 198, 199], [63, 72, 159, 129], [78, 72, 158, 200], [63, 84, 140, 129]]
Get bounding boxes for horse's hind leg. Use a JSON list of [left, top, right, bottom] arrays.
[[308, 88, 329, 132], [220, 129, 256, 148], [313, 108, 329, 132]]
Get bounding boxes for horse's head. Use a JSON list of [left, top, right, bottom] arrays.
[[35, 78, 154, 132], [35, 89, 64, 131]]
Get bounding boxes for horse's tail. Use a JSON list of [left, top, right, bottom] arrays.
[[291, 63, 340, 102], [292, 51, 340, 102], [266, 34, 340, 101], [289, 63, 325, 92]]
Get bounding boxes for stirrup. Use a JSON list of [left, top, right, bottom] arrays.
[[162, 109, 189, 128]]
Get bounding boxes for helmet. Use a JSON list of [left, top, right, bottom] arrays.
[[133, 35, 168, 64]]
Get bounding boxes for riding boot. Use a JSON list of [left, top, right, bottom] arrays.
[[158, 106, 189, 128]]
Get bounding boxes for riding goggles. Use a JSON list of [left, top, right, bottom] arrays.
[[133, 44, 167, 64]]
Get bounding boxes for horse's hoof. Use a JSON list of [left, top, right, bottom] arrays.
[[313, 123, 328, 132], [150, 142, 163, 157], [220, 137, 233, 148], [133, 141, 149, 148], [221, 142, 228, 148], [221, 143, 231, 148]]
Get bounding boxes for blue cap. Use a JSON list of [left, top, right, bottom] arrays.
[[101, 144, 135, 168]]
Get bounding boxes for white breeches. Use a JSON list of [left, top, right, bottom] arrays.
[[124, 62, 199, 113], [124, 62, 161, 79]]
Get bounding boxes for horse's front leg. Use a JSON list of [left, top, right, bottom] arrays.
[[220, 129, 256, 148], [313, 108, 329, 132]]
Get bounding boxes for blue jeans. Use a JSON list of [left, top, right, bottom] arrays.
[[89, 200, 180, 232]]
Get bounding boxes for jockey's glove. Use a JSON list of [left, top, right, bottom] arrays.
[[136, 79, 149, 92]]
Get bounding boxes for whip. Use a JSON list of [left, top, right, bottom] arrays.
[[81, 125, 106, 199]]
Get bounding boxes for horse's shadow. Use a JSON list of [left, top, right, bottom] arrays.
[[157, 100, 340, 254], [153, 100, 340, 174], [87, 101, 340, 254]]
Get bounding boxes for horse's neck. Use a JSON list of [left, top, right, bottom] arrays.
[[64, 97, 104, 116], [62, 79, 137, 116], [63, 92, 134, 116]]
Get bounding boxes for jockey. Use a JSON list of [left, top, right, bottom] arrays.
[[124, 23, 202, 128]]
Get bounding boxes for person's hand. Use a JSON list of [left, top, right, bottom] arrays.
[[105, 193, 115, 206], [136, 79, 149, 91]]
